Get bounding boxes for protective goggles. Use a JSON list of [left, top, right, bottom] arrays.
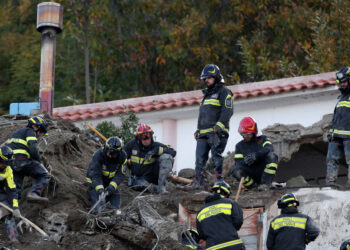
[[140, 133, 152, 140], [336, 72, 348, 84]]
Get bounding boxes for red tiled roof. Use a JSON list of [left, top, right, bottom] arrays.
[[53, 72, 336, 122]]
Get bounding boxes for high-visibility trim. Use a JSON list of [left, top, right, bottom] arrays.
[[102, 170, 116, 178], [7, 138, 28, 146], [86, 177, 92, 183], [244, 176, 254, 187], [271, 217, 307, 230], [197, 203, 232, 222], [213, 184, 230, 194], [266, 163, 278, 168], [234, 154, 244, 159], [332, 129, 350, 136], [26, 136, 37, 142], [336, 101, 350, 108], [199, 128, 214, 134], [95, 185, 104, 190], [185, 244, 196, 249], [12, 149, 30, 158], [224, 95, 233, 109], [1, 167, 16, 189], [158, 147, 164, 155], [264, 168, 276, 174], [130, 155, 156, 165], [216, 122, 229, 133], [121, 159, 127, 174], [13, 199, 18, 208], [110, 181, 117, 189], [203, 99, 221, 106], [262, 141, 272, 147], [206, 238, 243, 250]]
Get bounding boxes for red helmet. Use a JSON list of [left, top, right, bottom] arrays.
[[238, 117, 257, 136], [136, 124, 154, 140]]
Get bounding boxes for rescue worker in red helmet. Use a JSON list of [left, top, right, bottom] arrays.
[[186, 64, 234, 190], [0, 146, 21, 242], [123, 124, 176, 194], [196, 181, 244, 250], [340, 240, 350, 250], [7, 116, 50, 203], [267, 193, 320, 250], [231, 117, 278, 191], [86, 136, 127, 213], [326, 66, 350, 186]]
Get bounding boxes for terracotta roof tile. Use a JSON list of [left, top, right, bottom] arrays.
[[53, 72, 337, 122]]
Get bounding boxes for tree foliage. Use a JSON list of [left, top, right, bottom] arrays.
[[0, 0, 349, 113]]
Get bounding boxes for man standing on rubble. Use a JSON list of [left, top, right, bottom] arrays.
[[231, 117, 278, 191], [86, 136, 127, 213], [186, 64, 234, 190], [7, 116, 51, 203], [267, 193, 320, 250], [196, 181, 244, 250], [326, 66, 350, 187], [0, 146, 21, 242], [123, 124, 176, 194]]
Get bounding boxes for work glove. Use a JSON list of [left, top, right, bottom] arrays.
[[244, 152, 257, 166], [213, 125, 222, 134], [327, 132, 333, 142], [106, 184, 116, 195], [145, 148, 159, 161], [97, 188, 105, 199], [194, 130, 200, 140], [12, 208, 21, 218], [208, 133, 221, 148]]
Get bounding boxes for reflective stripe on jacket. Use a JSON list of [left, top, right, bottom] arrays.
[[196, 194, 243, 249], [197, 84, 234, 137], [266, 207, 320, 250], [7, 127, 40, 161], [0, 166, 18, 208], [330, 92, 350, 139], [86, 148, 127, 191]]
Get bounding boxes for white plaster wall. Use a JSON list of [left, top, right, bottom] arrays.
[[262, 188, 350, 250], [75, 87, 339, 173]]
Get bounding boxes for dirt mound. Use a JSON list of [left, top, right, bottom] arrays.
[[0, 115, 190, 250]]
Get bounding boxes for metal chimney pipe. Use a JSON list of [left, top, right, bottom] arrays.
[[36, 2, 63, 115]]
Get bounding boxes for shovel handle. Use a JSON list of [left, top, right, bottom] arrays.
[[235, 177, 245, 202], [88, 124, 107, 142]]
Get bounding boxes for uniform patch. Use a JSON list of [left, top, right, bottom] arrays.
[[102, 164, 107, 170], [211, 94, 218, 99], [132, 150, 138, 155]]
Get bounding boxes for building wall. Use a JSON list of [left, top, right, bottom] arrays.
[[75, 86, 339, 173]]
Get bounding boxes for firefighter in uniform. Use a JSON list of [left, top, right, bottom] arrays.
[[7, 116, 50, 203], [340, 240, 350, 250], [123, 124, 176, 194], [181, 227, 204, 249], [86, 137, 127, 212], [196, 181, 244, 250], [187, 64, 234, 190], [231, 117, 278, 191], [326, 66, 350, 186], [267, 193, 320, 250], [0, 146, 21, 242]]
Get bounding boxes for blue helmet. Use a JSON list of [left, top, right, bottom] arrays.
[[277, 193, 299, 209], [103, 137, 123, 156], [200, 64, 224, 83], [336, 66, 350, 93], [212, 180, 231, 196], [340, 240, 350, 250]]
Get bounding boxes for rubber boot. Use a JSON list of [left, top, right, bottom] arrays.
[[4, 216, 18, 242], [157, 154, 173, 194], [27, 192, 49, 204]]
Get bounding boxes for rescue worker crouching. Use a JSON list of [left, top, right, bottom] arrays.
[[187, 64, 234, 190], [231, 117, 278, 191], [326, 66, 350, 187], [267, 193, 320, 250], [196, 181, 245, 250], [0, 146, 21, 242], [7, 116, 51, 203], [86, 137, 127, 213], [123, 124, 176, 194]]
